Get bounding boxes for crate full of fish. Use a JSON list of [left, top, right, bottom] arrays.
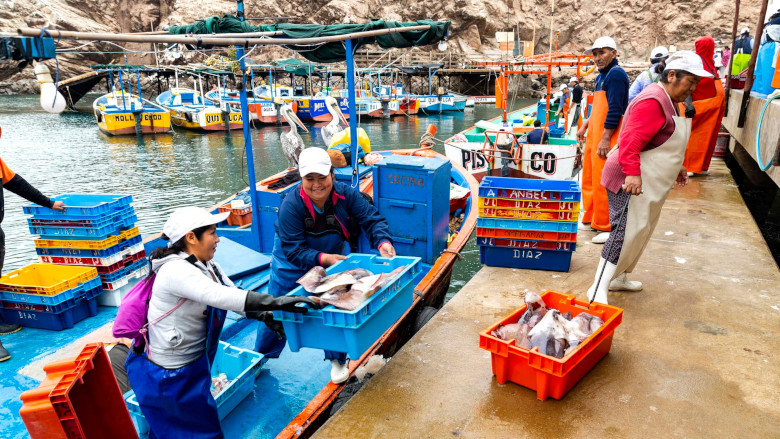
[[479, 290, 623, 400], [125, 341, 263, 437], [274, 254, 421, 359], [478, 177, 581, 202]]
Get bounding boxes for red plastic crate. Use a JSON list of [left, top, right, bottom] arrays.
[[476, 227, 577, 243], [479, 197, 580, 212], [479, 290, 623, 400], [217, 205, 252, 226], [19, 342, 138, 439]]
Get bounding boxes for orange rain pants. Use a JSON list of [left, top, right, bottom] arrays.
[[581, 90, 622, 232], [683, 80, 725, 173]]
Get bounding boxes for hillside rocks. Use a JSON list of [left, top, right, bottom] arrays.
[[0, 0, 763, 94]]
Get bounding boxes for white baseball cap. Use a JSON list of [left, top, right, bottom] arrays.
[[741, 27, 750, 34], [299, 147, 332, 177], [650, 46, 669, 59], [559, 83, 568, 90], [585, 36, 617, 54], [569, 76, 577, 83], [163, 206, 229, 245], [664, 50, 714, 78]]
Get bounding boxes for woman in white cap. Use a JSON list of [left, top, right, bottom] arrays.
[[255, 147, 396, 384], [628, 46, 669, 101], [587, 51, 713, 304], [126, 206, 315, 439]]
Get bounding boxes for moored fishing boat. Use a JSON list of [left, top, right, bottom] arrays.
[[444, 53, 593, 181], [156, 87, 243, 131], [418, 94, 466, 114], [92, 91, 171, 136], [294, 95, 351, 122]]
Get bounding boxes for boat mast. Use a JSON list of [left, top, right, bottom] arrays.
[[345, 39, 360, 187], [235, 0, 263, 250]]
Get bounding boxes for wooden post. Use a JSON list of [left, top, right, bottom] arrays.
[[737, 0, 769, 127], [724, 0, 741, 118]]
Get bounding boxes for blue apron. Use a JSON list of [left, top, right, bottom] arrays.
[[126, 266, 228, 439], [255, 234, 348, 362]]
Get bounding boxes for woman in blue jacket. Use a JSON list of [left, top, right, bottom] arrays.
[[255, 147, 395, 383]]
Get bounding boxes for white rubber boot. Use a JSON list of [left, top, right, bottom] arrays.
[[330, 360, 350, 384], [591, 231, 610, 244], [587, 257, 617, 304], [609, 273, 643, 291], [578, 211, 593, 231]]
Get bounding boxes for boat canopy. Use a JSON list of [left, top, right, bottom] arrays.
[[167, 15, 450, 63], [270, 58, 325, 76]]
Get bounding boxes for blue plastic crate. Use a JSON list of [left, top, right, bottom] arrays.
[[0, 276, 101, 306], [124, 341, 263, 436], [333, 164, 372, 181], [274, 254, 421, 358], [476, 217, 579, 233], [478, 177, 581, 202], [30, 214, 138, 239], [0, 285, 103, 314], [373, 155, 451, 264], [35, 235, 144, 258], [0, 291, 101, 330], [27, 206, 135, 228], [475, 237, 576, 252], [100, 259, 147, 283], [23, 194, 132, 217], [549, 126, 565, 138], [29, 212, 137, 239], [480, 245, 573, 272]]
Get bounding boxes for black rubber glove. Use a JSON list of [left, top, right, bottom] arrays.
[[244, 291, 317, 313], [246, 311, 286, 340], [684, 95, 696, 118]]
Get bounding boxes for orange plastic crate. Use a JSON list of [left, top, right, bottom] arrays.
[[0, 264, 98, 296], [34, 227, 140, 250], [479, 290, 623, 400], [478, 197, 580, 213], [19, 343, 137, 439], [217, 205, 252, 227]]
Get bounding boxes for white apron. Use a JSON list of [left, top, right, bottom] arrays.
[[614, 93, 691, 276]]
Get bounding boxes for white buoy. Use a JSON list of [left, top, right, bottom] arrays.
[[34, 63, 66, 114]]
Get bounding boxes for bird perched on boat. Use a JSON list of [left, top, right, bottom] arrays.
[[321, 96, 348, 147], [279, 103, 309, 168]]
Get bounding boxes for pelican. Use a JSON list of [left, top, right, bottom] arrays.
[[321, 96, 348, 147], [280, 103, 309, 168]]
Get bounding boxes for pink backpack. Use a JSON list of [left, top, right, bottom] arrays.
[[113, 272, 184, 354]]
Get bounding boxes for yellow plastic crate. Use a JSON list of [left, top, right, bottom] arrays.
[[0, 264, 99, 295], [34, 227, 140, 250], [478, 197, 580, 213]]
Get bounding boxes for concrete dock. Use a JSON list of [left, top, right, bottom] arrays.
[[313, 160, 780, 438]]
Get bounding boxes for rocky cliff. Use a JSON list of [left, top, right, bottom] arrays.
[[0, 0, 762, 94]]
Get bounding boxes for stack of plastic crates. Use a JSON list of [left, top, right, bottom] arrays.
[[476, 177, 580, 272], [24, 194, 148, 307], [0, 264, 102, 330]]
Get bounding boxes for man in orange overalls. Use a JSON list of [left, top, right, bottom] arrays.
[[577, 36, 630, 244]]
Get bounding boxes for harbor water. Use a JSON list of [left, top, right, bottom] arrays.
[[0, 95, 528, 298]]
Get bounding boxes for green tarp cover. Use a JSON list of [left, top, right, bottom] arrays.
[[270, 59, 324, 76], [168, 15, 450, 63]]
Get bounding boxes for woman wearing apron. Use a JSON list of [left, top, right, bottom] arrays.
[[126, 207, 315, 439], [587, 51, 714, 304]]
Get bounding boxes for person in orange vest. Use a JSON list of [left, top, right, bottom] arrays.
[[577, 36, 630, 244], [0, 127, 66, 361], [683, 36, 725, 176]]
